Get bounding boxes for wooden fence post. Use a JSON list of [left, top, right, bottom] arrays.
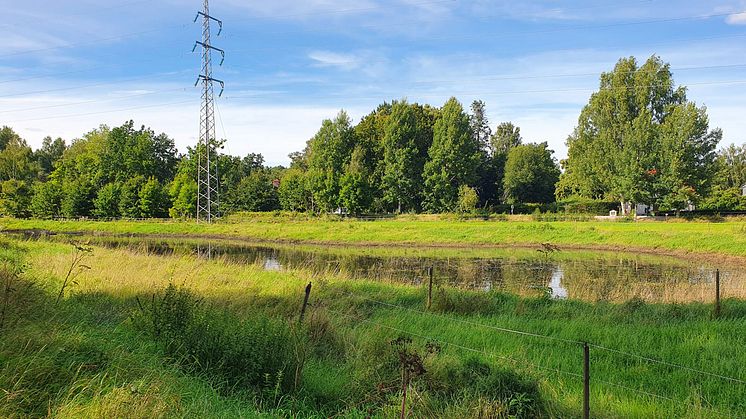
[[583, 342, 590, 419], [299, 282, 312, 323], [714, 269, 721, 319], [426, 266, 434, 310]]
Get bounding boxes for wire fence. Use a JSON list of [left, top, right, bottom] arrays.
[[312, 283, 745, 418]]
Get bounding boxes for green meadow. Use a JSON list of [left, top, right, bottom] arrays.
[[1, 234, 745, 418], [3, 213, 746, 260]]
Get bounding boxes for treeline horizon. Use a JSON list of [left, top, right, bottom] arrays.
[[1, 55, 746, 219]]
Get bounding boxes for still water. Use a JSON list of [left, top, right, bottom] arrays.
[[42, 235, 744, 304]]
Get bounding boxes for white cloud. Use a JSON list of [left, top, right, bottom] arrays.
[[726, 12, 746, 24], [308, 51, 360, 69]]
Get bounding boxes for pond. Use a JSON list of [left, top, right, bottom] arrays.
[[9, 232, 746, 303]]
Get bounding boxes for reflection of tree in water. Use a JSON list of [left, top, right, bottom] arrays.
[[49, 236, 745, 303], [558, 258, 720, 302]]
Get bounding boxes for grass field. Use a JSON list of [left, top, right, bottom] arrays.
[[1, 236, 745, 418], [2, 213, 746, 260]]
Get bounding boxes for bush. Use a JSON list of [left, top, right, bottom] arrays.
[[457, 186, 478, 214], [557, 197, 619, 215], [135, 284, 299, 394]]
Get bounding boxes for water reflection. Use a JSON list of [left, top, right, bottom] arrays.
[[14, 234, 746, 304], [549, 267, 568, 299]]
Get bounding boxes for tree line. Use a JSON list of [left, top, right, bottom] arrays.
[[1, 55, 744, 219]]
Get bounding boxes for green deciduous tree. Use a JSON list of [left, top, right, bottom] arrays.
[[119, 176, 145, 218], [0, 180, 32, 217], [223, 171, 279, 213], [714, 144, 746, 189], [339, 146, 372, 214], [558, 55, 721, 213], [382, 101, 420, 213], [306, 111, 355, 212], [168, 151, 198, 218], [457, 185, 478, 213], [30, 181, 62, 218], [490, 122, 522, 202], [34, 136, 66, 176], [139, 178, 169, 218], [469, 101, 498, 206], [93, 183, 121, 218], [503, 143, 560, 204], [61, 179, 95, 217], [470, 100, 492, 151], [278, 169, 309, 212], [0, 127, 38, 182], [422, 97, 481, 212]]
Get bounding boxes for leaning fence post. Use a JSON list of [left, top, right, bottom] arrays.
[[299, 282, 312, 323], [426, 266, 434, 310], [714, 269, 721, 319], [583, 342, 590, 419]]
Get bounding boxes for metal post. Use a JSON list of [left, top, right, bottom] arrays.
[[194, 0, 224, 223], [427, 266, 433, 310], [583, 342, 590, 419], [299, 282, 312, 323], [714, 269, 721, 318]]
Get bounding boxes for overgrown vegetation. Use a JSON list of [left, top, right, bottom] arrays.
[[2, 56, 743, 219], [134, 283, 298, 395], [1, 237, 744, 417]]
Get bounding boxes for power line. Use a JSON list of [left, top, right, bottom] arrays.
[[3, 99, 195, 123], [229, 0, 457, 22], [0, 0, 454, 59], [0, 54, 192, 85], [0, 70, 192, 99], [0, 87, 188, 115], [3, 0, 156, 28], [227, 0, 658, 32], [0, 24, 188, 59], [224, 79, 746, 102], [228, 10, 746, 54], [224, 61, 746, 90]]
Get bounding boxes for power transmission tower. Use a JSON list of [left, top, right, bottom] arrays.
[[194, 0, 225, 223]]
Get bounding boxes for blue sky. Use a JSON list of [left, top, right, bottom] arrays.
[[2, 0, 746, 166]]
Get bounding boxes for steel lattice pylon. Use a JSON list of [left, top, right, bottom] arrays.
[[194, 0, 224, 223]]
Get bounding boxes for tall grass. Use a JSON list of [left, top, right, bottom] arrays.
[[134, 283, 299, 394], [2, 237, 745, 417]]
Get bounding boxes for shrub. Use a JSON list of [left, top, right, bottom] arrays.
[[457, 186, 478, 214], [135, 284, 299, 394]]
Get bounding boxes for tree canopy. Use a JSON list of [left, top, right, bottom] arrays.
[[558, 55, 722, 212], [1, 55, 738, 219]]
